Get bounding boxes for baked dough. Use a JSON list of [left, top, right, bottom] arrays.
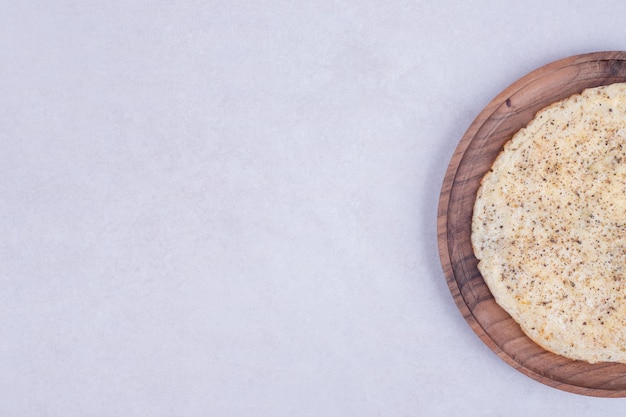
[[472, 82, 626, 363]]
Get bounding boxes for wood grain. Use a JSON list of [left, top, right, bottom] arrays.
[[438, 51, 626, 397]]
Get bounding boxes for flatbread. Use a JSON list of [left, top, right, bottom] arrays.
[[472, 82, 626, 363]]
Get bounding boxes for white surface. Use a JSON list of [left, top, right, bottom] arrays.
[[3, 0, 626, 415]]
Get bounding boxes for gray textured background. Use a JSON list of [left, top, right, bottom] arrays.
[[2, 0, 626, 415]]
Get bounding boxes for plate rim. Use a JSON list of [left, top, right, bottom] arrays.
[[438, 50, 626, 397]]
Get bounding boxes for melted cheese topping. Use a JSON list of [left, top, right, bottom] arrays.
[[472, 82, 626, 363]]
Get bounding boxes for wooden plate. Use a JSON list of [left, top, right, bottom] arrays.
[[438, 51, 626, 397]]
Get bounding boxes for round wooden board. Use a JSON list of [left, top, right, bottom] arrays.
[[438, 51, 626, 397]]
